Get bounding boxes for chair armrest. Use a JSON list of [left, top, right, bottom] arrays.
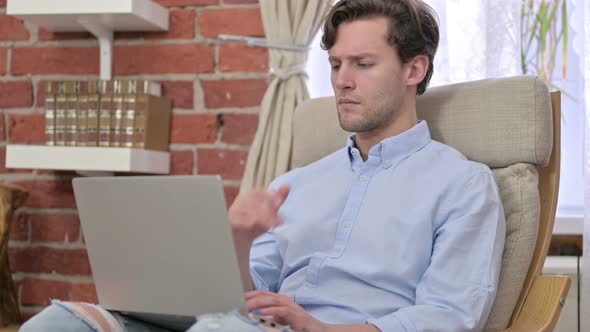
[[504, 275, 571, 332]]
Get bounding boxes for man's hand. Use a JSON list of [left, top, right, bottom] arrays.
[[228, 185, 290, 292], [246, 290, 326, 332], [229, 185, 290, 245]]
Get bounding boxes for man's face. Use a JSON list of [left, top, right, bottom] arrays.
[[329, 17, 409, 133]]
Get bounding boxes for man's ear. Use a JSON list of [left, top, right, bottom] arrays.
[[406, 55, 429, 87]]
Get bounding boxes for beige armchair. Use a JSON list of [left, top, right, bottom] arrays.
[[290, 75, 569, 332]]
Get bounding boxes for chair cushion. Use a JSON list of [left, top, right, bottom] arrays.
[[291, 75, 552, 169], [485, 163, 540, 331]]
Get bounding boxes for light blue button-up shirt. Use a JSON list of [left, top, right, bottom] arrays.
[[250, 121, 506, 332]]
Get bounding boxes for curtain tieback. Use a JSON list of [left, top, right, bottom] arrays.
[[271, 64, 308, 81]]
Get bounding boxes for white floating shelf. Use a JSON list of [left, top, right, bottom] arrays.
[[5, 145, 170, 174], [7, 0, 169, 80], [7, 0, 169, 32]]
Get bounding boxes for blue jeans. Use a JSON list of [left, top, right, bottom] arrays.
[[19, 301, 275, 332]]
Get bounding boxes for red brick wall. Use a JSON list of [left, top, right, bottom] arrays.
[[0, 0, 267, 321]]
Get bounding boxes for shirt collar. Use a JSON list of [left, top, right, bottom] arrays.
[[346, 120, 432, 170]]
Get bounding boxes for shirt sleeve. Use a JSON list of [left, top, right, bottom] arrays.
[[367, 170, 506, 332], [250, 231, 283, 291], [249, 169, 300, 292]]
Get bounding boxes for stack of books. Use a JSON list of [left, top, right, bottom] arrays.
[[44, 80, 171, 151]]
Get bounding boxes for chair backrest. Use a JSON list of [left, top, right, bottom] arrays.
[[289, 76, 559, 331]]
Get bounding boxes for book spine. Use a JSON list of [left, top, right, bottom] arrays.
[[45, 105, 55, 146], [111, 108, 123, 147], [54, 82, 67, 146], [98, 81, 113, 147], [132, 95, 147, 149], [98, 97, 111, 147], [44, 81, 56, 146], [65, 81, 78, 146], [86, 80, 99, 146], [122, 79, 161, 96], [87, 95, 100, 147], [75, 81, 88, 146], [122, 95, 136, 148], [76, 81, 88, 146], [110, 80, 123, 147], [66, 95, 78, 146]]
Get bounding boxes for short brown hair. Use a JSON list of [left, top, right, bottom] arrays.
[[321, 0, 439, 95]]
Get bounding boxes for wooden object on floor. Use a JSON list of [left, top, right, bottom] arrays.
[[0, 326, 19, 332], [0, 184, 28, 328]]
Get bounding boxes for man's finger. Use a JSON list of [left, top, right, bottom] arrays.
[[246, 294, 286, 308], [269, 215, 283, 229], [245, 290, 271, 300], [246, 294, 288, 311], [270, 185, 290, 209], [276, 185, 290, 201], [258, 306, 290, 322]]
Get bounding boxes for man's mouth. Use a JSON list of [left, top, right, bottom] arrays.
[[337, 98, 360, 105]]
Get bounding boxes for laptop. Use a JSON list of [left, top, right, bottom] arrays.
[[72, 175, 247, 329]]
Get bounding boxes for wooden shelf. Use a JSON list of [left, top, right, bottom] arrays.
[[5, 145, 170, 174]]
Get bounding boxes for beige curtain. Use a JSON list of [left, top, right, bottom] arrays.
[[240, 0, 332, 192]]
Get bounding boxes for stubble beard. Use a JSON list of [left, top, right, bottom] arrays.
[[337, 100, 399, 134]]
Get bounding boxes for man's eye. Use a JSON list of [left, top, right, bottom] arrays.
[[331, 65, 341, 71], [358, 63, 373, 68]]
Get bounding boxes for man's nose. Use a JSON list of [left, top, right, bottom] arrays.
[[334, 66, 355, 91]]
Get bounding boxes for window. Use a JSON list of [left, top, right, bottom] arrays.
[[305, 0, 585, 223]]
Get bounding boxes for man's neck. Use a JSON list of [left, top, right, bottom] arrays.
[[355, 112, 418, 161]]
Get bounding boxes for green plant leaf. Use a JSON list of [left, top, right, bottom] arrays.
[[520, 0, 569, 84], [524, 1, 542, 58], [545, 0, 560, 34], [537, 1, 549, 79]]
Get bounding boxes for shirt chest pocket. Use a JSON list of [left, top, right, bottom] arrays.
[[343, 211, 434, 278], [277, 206, 341, 262]]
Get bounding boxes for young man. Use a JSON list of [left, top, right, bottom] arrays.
[[21, 0, 505, 331], [233, 0, 505, 331]]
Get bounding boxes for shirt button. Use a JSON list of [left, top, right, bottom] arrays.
[[343, 222, 350, 228], [384, 160, 392, 167], [360, 175, 368, 182], [486, 280, 492, 287], [351, 150, 356, 155]]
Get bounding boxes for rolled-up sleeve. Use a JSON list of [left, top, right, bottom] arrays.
[[250, 231, 283, 292], [367, 171, 506, 332]]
